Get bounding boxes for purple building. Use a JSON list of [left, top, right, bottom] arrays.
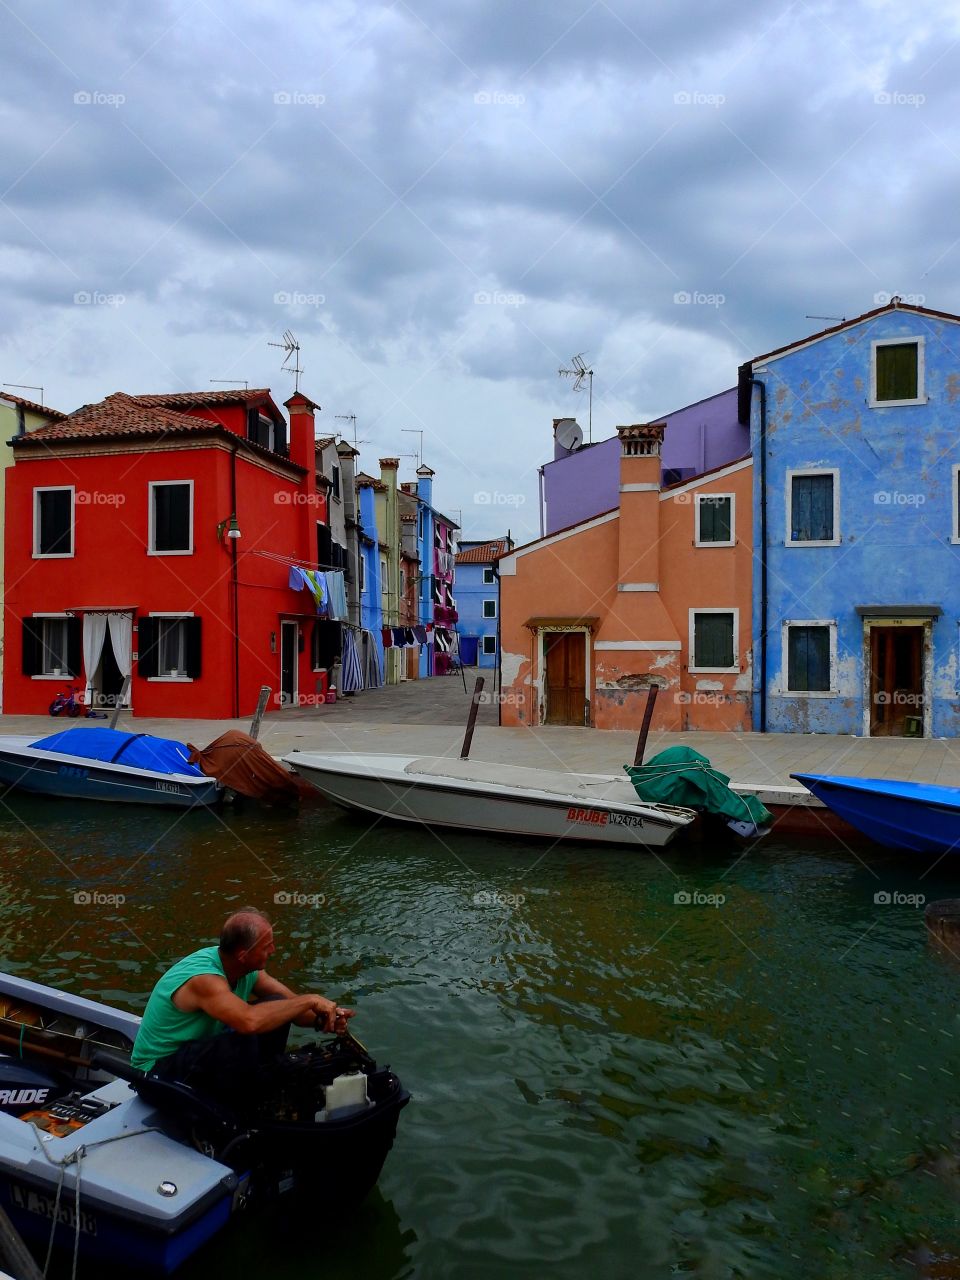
[[540, 386, 748, 535]]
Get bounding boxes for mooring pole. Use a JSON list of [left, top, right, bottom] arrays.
[[109, 675, 131, 730], [249, 686, 271, 741], [460, 677, 485, 759], [633, 686, 659, 766]]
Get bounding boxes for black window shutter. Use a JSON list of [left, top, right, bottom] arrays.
[[246, 407, 259, 441], [21, 618, 43, 675], [316, 524, 332, 567], [65, 618, 81, 677], [274, 417, 288, 457], [184, 617, 202, 679], [138, 618, 159, 678]]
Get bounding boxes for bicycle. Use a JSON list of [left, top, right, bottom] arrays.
[[49, 684, 91, 718]]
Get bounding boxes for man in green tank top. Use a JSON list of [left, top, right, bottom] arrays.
[[131, 907, 353, 1096]]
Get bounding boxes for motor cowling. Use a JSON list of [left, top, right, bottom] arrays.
[[0, 1056, 68, 1115]]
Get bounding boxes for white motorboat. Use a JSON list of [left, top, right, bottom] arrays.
[[284, 752, 697, 847]]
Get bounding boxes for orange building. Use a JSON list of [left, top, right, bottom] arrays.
[[498, 424, 753, 732]]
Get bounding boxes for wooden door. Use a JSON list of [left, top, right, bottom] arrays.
[[280, 621, 298, 708], [544, 632, 586, 725], [870, 626, 922, 736]]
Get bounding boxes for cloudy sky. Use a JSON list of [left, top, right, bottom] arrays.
[[2, 0, 959, 540]]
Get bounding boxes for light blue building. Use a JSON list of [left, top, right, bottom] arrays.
[[356, 474, 385, 682], [399, 466, 460, 676], [454, 537, 513, 667], [744, 297, 960, 738]]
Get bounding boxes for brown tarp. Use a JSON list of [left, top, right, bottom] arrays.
[[187, 731, 312, 804]]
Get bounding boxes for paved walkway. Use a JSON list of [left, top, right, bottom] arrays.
[[6, 675, 960, 788]]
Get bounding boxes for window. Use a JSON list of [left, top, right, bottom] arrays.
[[34, 487, 74, 557], [689, 609, 738, 672], [482, 635, 497, 656], [21, 616, 80, 676], [380, 557, 387, 597], [695, 494, 734, 546], [483, 567, 495, 584], [149, 481, 193, 554], [870, 337, 925, 407], [359, 554, 366, 593], [138, 616, 201, 679], [332, 466, 340, 500], [482, 599, 497, 619], [787, 470, 839, 545], [400, 570, 405, 597], [785, 622, 834, 693], [418, 511, 424, 541]]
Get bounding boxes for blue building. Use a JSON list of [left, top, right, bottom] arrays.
[[454, 537, 513, 667], [356, 474, 386, 684], [399, 466, 460, 676], [744, 297, 960, 738]]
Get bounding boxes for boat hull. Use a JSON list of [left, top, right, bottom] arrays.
[[0, 740, 220, 808], [287, 752, 693, 848], [791, 772, 960, 854]]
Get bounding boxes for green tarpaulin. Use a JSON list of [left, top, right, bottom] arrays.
[[624, 746, 772, 833]]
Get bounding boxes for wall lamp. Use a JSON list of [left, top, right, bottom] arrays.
[[217, 513, 242, 541]]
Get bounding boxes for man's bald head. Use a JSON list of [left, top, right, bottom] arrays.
[[220, 908, 272, 956]]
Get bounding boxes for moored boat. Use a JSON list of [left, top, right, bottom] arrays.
[[791, 772, 960, 853], [0, 972, 409, 1274], [284, 751, 697, 847]]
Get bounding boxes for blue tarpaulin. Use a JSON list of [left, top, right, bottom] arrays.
[[30, 728, 204, 776]]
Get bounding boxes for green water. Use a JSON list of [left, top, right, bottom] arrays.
[[3, 795, 960, 1279]]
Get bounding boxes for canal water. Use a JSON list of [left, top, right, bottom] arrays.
[[3, 794, 960, 1279]]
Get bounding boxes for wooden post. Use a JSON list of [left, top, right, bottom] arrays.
[[925, 899, 960, 947], [249, 686, 271, 741], [460, 677, 485, 759], [633, 686, 659, 766], [109, 675, 131, 730]]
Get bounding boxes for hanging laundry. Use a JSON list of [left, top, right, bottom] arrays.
[[340, 628, 364, 693], [413, 625, 428, 645], [288, 565, 308, 592], [381, 627, 393, 648], [404, 628, 416, 646], [391, 627, 407, 648], [302, 568, 327, 612], [325, 571, 348, 621]]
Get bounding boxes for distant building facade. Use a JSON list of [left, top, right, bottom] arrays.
[[455, 537, 513, 668]]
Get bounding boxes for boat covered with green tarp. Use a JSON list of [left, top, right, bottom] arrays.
[[624, 746, 772, 839]]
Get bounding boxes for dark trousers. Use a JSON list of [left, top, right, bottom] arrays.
[[152, 1004, 291, 1110]]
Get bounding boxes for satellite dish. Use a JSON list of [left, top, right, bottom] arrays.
[[555, 418, 583, 452]]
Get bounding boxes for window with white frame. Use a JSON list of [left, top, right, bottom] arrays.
[[787, 470, 839, 545], [695, 493, 735, 546], [483, 567, 495, 584], [870, 336, 925, 407], [41, 618, 70, 673], [482, 599, 497, 619], [380, 556, 387, 598], [34, 487, 74, 557], [783, 621, 835, 694], [689, 609, 738, 672], [359, 555, 366, 593], [482, 635, 496, 655], [149, 481, 193, 554]]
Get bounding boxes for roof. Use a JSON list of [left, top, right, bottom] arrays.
[[136, 389, 272, 408], [0, 393, 66, 420], [456, 538, 510, 564], [315, 436, 336, 448], [13, 391, 304, 472]]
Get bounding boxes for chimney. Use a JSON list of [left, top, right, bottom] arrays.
[[285, 392, 320, 500], [617, 423, 664, 589], [416, 463, 435, 509]]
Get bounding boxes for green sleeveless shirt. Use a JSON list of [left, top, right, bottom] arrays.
[[131, 946, 260, 1071]]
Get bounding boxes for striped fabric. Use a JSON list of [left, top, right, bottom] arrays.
[[341, 627, 364, 693]]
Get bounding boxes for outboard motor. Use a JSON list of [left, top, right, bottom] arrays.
[[0, 1055, 67, 1115]]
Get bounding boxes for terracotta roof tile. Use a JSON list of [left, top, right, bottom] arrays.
[[456, 539, 510, 564], [0, 393, 67, 420], [136, 389, 272, 407]]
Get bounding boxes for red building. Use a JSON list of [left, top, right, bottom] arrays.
[[3, 387, 340, 718]]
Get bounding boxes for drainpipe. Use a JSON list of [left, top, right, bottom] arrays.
[[230, 442, 240, 719], [750, 375, 768, 733], [538, 466, 545, 538]]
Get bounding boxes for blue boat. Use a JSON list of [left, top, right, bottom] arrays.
[[0, 972, 409, 1275], [0, 727, 222, 808], [791, 772, 960, 854]]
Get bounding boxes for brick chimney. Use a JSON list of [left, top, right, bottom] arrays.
[[285, 392, 320, 501], [617, 424, 664, 589]]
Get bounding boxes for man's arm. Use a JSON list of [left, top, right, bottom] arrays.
[[252, 970, 353, 1029], [175, 973, 336, 1034]]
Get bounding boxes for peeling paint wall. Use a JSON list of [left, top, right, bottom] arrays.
[[751, 308, 960, 736]]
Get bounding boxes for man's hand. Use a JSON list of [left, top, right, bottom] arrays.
[[310, 996, 356, 1034]]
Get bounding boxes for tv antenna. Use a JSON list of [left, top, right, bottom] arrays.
[[805, 315, 845, 324], [335, 413, 368, 450], [3, 382, 45, 406], [210, 380, 249, 389], [268, 330, 302, 392], [402, 428, 424, 468], [558, 353, 594, 442]]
